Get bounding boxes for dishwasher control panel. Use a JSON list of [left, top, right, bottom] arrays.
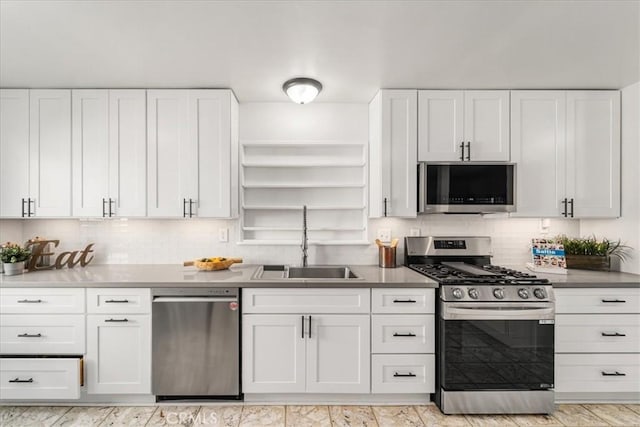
[[152, 287, 238, 297]]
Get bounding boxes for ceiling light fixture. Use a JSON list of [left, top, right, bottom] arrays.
[[282, 77, 322, 104]]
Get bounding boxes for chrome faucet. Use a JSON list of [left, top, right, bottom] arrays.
[[301, 205, 308, 267]]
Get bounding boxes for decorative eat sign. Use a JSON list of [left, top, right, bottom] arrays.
[[25, 239, 95, 271]]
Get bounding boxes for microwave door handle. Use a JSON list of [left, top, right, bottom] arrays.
[[417, 163, 426, 214]]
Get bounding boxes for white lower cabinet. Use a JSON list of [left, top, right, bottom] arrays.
[[372, 354, 434, 394], [556, 354, 640, 394], [86, 314, 151, 394], [0, 358, 81, 400], [0, 314, 85, 354]]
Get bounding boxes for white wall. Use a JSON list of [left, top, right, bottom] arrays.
[[580, 82, 640, 274]]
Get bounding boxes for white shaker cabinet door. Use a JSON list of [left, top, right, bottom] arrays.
[[417, 90, 464, 162], [0, 89, 30, 218], [109, 90, 147, 217], [306, 314, 370, 393], [72, 90, 110, 217], [86, 314, 151, 394], [369, 90, 417, 218], [242, 314, 306, 393], [147, 90, 193, 217], [29, 90, 72, 217], [566, 91, 621, 218], [463, 90, 510, 161], [511, 91, 567, 217]]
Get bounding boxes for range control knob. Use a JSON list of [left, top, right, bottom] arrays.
[[452, 288, 464, 299], [534, 288, 547, 299], [493, 288, 505, 299], [518, 288, 530, 299], [468, 288, 479, 299]]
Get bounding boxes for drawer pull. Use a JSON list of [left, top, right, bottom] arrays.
[[17, 333, 42, 338], [601, 332, 626, 337], [602, 371, 626, 376], [602, 299, 626, 303], [105, 318, 129, 322], [9, 378, 33, 383], [17, 299, 43, 303], [393, 299, 417, 303], [393, 332, 417, 337], [393, 372, 416, 377], [105, 299, 129, 303]]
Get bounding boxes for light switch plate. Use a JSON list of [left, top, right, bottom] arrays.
[[377, 228, 391, 242], [219, 228, 229, 242]]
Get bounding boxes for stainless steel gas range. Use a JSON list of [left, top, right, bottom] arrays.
[[405, 236, 555, 415]]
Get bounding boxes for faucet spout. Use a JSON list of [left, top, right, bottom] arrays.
[[301, 205, 308, 267]]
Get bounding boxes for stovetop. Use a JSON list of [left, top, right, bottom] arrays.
[[408, 263, 550, 285]]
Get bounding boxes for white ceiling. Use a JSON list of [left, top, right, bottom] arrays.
[[1, 0, 639, 102]]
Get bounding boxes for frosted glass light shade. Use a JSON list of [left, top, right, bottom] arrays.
[[282, 78, 322, 104]]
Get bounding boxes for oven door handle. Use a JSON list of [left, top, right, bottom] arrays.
[[441, 303, 555, 320]]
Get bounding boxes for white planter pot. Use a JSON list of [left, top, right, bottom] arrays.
[[3, 261, 25, 276]]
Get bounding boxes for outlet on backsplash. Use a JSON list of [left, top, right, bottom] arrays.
[[410, 228, 421, 237], [377, 228, 391, 242]]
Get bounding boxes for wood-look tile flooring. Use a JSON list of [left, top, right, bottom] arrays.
[[0, 404, 638, 427]]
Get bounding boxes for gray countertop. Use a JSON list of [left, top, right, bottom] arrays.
[[0, 264, 438, 288], [1, 264, 638, 288]]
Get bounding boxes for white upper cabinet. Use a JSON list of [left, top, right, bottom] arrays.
[[369, 90, 417, 218], [512, 90, 620, 218], [418, 90, 509, 162], [0, 89, 30, 218], [417, 91, 464, 162], [72, 90, 146, 217], [29, 90, 72, 217], [511, 91, 567, 217], [566, 91, 621, 218], [147, 89, 238, 218]]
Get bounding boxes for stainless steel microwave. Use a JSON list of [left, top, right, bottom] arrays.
[[418, 163, 515, 214]]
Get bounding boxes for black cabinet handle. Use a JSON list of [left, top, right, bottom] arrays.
[[393, 332, 417, 337], [601, 332, 626, 337], [183, 198, 188, 218], [9, 378, 33, 383], [105, 299, 129, 304], [562, 198, 568, 217], [466, 141, 471, 161], [383, 198, 388, 217], [189, 199, 195, 218], [393, 372, 416, 377], [459, 141, 465, 161], [105, 318, 129, 322], [108, 198, 114, 217], [308, 315, 312, 339], [21, 198, 27, 217], [18, 299, 42, 303], [602, 299, 626, 303], [568, 198, 574, 218], [28, 198, 34, 217], [393, 299, 417, 303], [301, 315, 305, 339], [102, 198, 108, 217], [602, 371, 626, 376], [17, 333, 42, 338]]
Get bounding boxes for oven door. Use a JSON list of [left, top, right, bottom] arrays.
[[439, 302, 554, 391]]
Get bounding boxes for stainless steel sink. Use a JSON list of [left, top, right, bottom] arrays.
[[252, 265, 362, 280]]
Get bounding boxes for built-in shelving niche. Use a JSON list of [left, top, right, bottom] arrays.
[[239, 141, 368, 245]]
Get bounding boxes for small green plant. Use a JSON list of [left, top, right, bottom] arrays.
[[1, 244, 31, 264], [557, 235, 631, 261]]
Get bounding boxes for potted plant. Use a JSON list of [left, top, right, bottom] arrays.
[[557, 235, 631, 271], [1, 243, 31, 276]]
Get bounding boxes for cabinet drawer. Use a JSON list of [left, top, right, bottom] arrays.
[[372, 315, 434, 353], [0, 315, 85, 354], [372, 288, 435, 314], [556, 314, 640, 353], [242, 288, 370, 314], [0, 288, 85, 314], [87, 288, 150, 314], [372, 354, 434, 394], [556, 353, 640, 393], [555, 288, 640, 314], [0, 357, 81, 400]]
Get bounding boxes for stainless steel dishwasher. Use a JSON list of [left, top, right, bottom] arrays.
[[152, 288, 240, 400]]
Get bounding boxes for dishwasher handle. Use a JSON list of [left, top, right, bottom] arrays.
[[153, 296, 238, 303]]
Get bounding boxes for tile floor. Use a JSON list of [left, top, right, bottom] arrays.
[[0, 404, 638, 427]]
